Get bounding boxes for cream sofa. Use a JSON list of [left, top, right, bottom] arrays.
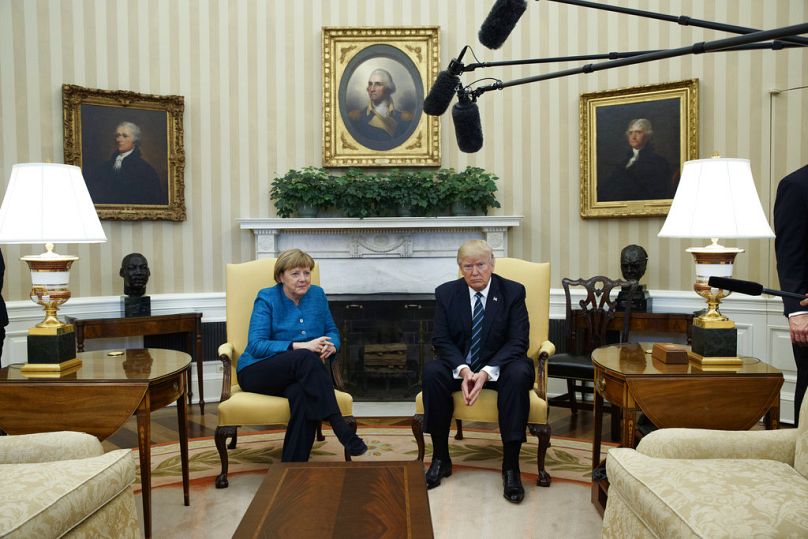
[[0, 431, 139, 538], [602, 392, 808, 538]]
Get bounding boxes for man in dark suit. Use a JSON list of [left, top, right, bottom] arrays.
[[774, 163, 808, 426], [422, 239, 534, 503]]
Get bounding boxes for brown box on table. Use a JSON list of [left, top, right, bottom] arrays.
[[651, 342, 688, 364]]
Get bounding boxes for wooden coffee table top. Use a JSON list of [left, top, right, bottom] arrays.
[[233, 460, 433, 539]]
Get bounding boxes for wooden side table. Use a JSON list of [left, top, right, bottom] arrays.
[[0, 348, 191, 539], [590, 343, 783, 516], [67, 312, 205, 413]]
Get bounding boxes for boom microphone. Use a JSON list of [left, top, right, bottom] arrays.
[[424, 47, 469, 116], [452, 94, 483, 153], [424, 71, 460, 116], [478, 0, 528, 49], [707, 276, 806, 301]]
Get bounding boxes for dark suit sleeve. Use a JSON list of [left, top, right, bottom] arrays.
[[432, 282, 468, 371], [774, 174, 808, 316], [485, 283, 529, 368]]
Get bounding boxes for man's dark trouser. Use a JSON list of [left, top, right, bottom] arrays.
[[422, 358, 534, 449], [238, 349, 340, 461]]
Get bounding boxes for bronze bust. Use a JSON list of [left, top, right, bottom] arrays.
[[120, 253, 150, 297], [120, 253, 151, 316], [617, 244, 650, 312]]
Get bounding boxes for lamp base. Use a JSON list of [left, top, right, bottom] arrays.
[[26, 325, 78, 369], [691, 325, 737, 358], [21, 357, 82, 375]]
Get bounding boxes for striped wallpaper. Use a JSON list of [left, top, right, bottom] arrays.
[[0, 0, 806, 301]]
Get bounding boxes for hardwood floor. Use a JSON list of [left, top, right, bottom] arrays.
[[102, 401, 616, 451]]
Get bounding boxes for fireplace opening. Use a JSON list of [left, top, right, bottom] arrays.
[[330, 296, 435, 402]]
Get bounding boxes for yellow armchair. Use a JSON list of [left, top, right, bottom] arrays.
[[214, 258, 354, 488], [411, 258, 556, 486]]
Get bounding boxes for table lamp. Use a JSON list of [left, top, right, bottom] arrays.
[[658, 156, 774, 365], [0, 163, 107, 373]]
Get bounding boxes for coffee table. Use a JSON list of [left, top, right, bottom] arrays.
[[233, 461, 433, 538], [0, 348, 191, 538], [590, 343, 783, 515]]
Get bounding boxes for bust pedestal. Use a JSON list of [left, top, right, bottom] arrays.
[[616, 285, 651, 312], [121, 296, 151, 317]]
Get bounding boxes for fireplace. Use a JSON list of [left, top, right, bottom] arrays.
[[239, 216, 522, 400], [330, 296, 434, 401]]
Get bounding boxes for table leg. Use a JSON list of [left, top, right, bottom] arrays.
[[136, 393, 153, 538], [592, 390, 603, 471], [177, 370, 190, 506], [765, 399, 780, 430], [622, 408, 637, 448], [195, 317, 204, 414]]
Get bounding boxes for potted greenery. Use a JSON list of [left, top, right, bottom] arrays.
[[446, 166, 501, 216], [333, 169, 388, 218], [269, 167, 334, 218], [386, 169, 434, 217]]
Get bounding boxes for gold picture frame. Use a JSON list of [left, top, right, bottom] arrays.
[[322, 26, 440, 167], [579, 79, 699, 218], [63, 84, 186, 221]]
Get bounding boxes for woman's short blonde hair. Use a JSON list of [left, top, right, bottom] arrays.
[[456, 239, 495, 265], [274, 248, 315, 283]]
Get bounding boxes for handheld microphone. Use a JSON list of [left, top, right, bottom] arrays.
[[707, 276, 806, 301], [452, 93, 483, 153], [424, 47, 469, 116], [478, 0, 528, 50]]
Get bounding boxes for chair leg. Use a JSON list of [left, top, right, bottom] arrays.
[[215, 425, 238, 489], [343, 415, 357, 462], [529, 423, 552, 487], [316, 423, 326, 442], [567, 379, 578, 415], [411, 414, 426, 461], [454, 418, 464, 440], [227, 430, 238, 450]]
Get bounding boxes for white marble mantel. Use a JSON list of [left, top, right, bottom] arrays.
[[238, 216, 523, 295]]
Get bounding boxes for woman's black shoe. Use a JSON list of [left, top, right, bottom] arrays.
[[346, 435, 367, 456], [425, 459, 452, 489]]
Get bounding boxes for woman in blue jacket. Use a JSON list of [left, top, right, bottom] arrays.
[[237, 249, 366, 461]]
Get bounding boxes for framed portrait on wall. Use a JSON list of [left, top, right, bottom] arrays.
[[579, 79, 699, 218], [322, 26, 440, 167], [63, 84, 186, 221]]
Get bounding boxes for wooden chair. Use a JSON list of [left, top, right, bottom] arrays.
[[548, 276, 635, 416], [214, 258, 355, 488], [411, 258, 556, 486]]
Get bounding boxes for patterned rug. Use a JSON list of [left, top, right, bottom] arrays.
[[136, 426, 614, 491]]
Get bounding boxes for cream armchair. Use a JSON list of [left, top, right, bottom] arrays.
[[603, 391, 808, 538], [412, 258, 556, 486], [0, 431, 139, 538], [215, 258, 355, 488]]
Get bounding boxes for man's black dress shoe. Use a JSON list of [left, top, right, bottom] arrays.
[[425, 459, 452, 489], [502, 469, 525, 503]]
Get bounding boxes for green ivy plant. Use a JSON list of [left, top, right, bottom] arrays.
[[269, 166, 501, 218], [269, 167, 335, 218], [448, 166, 501, 215]]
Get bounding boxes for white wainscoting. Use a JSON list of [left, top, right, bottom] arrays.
[[4, 289, 798, 422]]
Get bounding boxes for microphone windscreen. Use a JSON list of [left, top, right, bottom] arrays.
[[478, 0, 528, 50], [707, 276, 764, 296], [423, 71, 459, 116], [452, 100, 483, 153]]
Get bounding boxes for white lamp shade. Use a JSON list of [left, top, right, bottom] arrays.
[[658, 157, 775, 239], [0, 163, 106, 244]]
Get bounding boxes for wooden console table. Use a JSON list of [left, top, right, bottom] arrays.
[[590, 343, 783, 516], [0, 348, 191, 539], [66, 312, 205, 413]]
